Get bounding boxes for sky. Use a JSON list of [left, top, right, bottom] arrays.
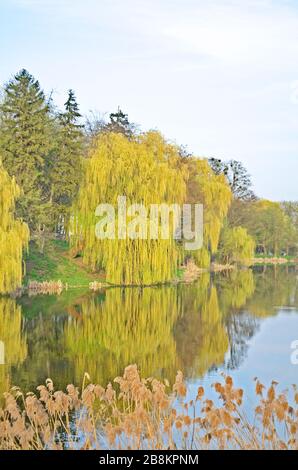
[[1, 0, 298, 200]]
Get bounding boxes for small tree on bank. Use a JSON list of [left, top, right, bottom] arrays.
[[218, 226, 255, 266]]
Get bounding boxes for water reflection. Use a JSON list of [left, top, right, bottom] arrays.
[[64, 287, 181, 384], [247, 266, 298, 317], [0, 298, 27, 396], [0, 266, 297, 392]]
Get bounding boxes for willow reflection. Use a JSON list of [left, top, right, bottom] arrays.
[[0, 298, 27, 397], [4, 266, 297, 393], [64, 270, 257, 384], [64, 287, 182, 384]]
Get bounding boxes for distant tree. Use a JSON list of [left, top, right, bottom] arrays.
[[218, 226, 255, 266], [246, 200, 293, 255], [85, 111, 106, 140], [227, 199, 253, 228], [84, 108, 136, 143], [208, 157, 226, 176], [227, 198, 298, 257], [107, 107, 134, 135], [209, 158, 256, 201], [48, 89, 84, 230], [63, 89, 81, 124], [178, 145, 192, 159], [0, 69, 53, 233], [281, 201, 298, 255], [281, 201, 298, 232], [96, 107, 136, 138]]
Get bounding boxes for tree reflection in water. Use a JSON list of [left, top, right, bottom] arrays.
[[1, 266, 297, 391]]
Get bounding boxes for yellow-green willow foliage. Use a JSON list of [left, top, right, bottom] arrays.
[[64, 287, 182, 385], [0, 162, 29, 294], [185, 158, 232, 268], [71, 132, 187, 285], [0, 298, 27, 399], [218, 226, 255, 266]]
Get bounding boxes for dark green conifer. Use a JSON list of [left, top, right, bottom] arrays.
[[0, 69, 52, 230]]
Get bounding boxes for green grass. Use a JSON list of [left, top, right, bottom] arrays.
[[176, 268, 185, 279], [24, 239, 104, 288]]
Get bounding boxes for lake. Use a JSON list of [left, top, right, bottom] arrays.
[[1, 266, 298, 402]]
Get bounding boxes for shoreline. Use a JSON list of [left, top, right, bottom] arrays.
[[252, 257, 298, 265], [3, 258, 297, 299]]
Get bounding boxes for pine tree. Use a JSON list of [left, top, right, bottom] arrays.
[[0, 161, 29, 294], [102, 107, 136, 137], [0, 69, 52, 230], [63, 89, 81, 124], [48, 89, 83, 230]]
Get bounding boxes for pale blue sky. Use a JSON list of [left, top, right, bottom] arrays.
[[1, 0, 298, 200]]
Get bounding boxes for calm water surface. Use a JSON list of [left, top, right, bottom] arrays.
[[1, 266, 298, 400]]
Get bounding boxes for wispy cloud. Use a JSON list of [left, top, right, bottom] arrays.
[[162, 2, 298, 66], [3, 0, 298, 199], [10, 0, 298, 67]]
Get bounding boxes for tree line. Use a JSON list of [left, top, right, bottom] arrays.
[[0, 69, 297, 290]]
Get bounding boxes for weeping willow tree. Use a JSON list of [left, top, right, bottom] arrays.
[[0, 162, 29, 294], [218, 226, 255, 266], [71, 132, 187, 285], [184, 158, 232, 268], [64, 287, 182, 384], [0, 298, 27, 400]]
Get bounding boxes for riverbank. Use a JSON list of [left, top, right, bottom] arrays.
[[22, 241, 298, 297], [24, 240, 104, 289], [23, 242, 237, 294]]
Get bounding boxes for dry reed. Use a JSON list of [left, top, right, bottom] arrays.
[[0, 365, 297, 450]]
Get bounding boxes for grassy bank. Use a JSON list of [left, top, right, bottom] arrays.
[[24, 240, 103, 288], [23, 241, 246, 291], [24, 239, 270, 292], [24, 240, 200, 290]]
